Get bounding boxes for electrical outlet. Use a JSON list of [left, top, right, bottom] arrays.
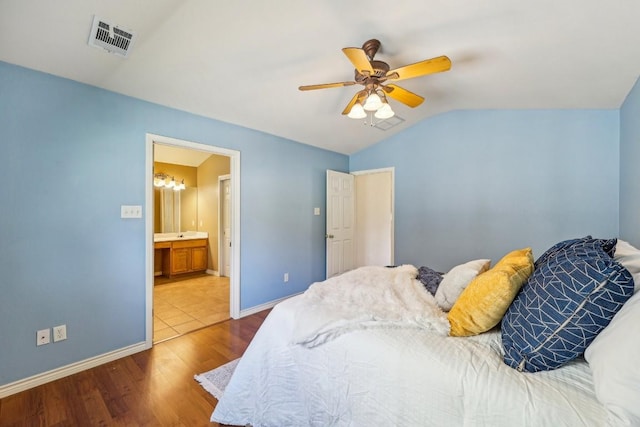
[[284, 273, 289, 282], [37, 329, 50, 346], [53, 324, 67, 342]]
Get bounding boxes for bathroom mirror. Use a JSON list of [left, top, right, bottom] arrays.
[[155, 186, 198, 233]]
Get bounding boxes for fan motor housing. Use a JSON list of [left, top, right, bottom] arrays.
[[354, 60, 390, 84]]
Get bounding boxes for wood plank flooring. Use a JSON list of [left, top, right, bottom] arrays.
[[0, 310, 270, 427]]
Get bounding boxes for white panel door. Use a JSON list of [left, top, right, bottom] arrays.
[[220, 178, 231, 277], [326, 170, 355, 278]]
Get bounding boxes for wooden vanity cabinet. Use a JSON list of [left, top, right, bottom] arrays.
[[155, 238, 208, 278]]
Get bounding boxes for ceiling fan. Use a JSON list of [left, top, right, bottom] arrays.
[[299, 39, 451, 120]]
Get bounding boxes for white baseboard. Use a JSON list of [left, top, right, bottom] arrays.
[[207, 269, 219, 276], [238, 292, 302, 318], [0, 341, 150, 399]]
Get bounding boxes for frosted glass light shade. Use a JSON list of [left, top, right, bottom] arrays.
[[375, 103, 395, 119], [348, 103, 367, 119], [363, 93, 383, 111]]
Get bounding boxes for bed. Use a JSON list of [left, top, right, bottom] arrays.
[[211, 238, 640, 426]]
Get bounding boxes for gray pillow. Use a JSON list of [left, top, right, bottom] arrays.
[[417, 266, 443, 296]]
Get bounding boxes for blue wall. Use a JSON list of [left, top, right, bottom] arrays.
[[350, 110, 621, 271], [0, 62, 347, 385], [620, 77, 640, 245]]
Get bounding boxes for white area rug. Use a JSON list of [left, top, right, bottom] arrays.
[[195, 358, 240, 400]]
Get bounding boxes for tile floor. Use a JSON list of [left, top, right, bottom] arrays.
[[153, 274, 230, 343]]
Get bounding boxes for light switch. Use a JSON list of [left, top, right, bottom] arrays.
[[314, 207, 320, 216], [121, 205, 142, 218]]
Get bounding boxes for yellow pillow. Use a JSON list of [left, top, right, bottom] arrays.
[[448, 247, 534, 337]]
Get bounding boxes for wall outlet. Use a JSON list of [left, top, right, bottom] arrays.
[[37, 329, 50, 346], [53, 324, 67, 342], [284, 273, 289, 283]]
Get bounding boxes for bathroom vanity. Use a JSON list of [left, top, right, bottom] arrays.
[[154, 232, 208, 278]]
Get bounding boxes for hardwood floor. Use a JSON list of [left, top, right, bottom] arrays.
[[0, 310, 270, 427]]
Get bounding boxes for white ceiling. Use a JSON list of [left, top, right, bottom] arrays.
[[1, 1, 639, 155]]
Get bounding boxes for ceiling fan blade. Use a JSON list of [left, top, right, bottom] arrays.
[[386, 55, 451, 81], [342, 91, 367, 115], [298, 81, 357, 91], [342, 47, 374, 74], [382, 84, 424, 108]]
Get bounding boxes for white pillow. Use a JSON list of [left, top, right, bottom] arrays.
[[434, 259, 490, 311], [584, 290, 640, 425], [614, 239, 640, 293]]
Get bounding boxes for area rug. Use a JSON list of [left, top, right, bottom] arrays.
[[195, 358, 240, 400]]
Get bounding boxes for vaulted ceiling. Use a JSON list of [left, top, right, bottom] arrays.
[[2, 1, 639, 154]]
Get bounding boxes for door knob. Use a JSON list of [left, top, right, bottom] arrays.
[[325, 234, 334, 239]]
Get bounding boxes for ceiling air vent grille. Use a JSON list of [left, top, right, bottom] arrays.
[[88, 16, 136, 57], [374, 115, 405, 131]]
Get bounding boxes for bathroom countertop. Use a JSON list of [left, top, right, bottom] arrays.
[[154, 232, 208, 242]]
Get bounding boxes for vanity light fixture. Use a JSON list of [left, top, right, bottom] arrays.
[[173, 179, 186, 191], [154, 173, 186, 191]]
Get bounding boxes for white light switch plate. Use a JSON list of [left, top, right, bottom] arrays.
[[121, 205, 142, 218], [314, 207, 320, 216]]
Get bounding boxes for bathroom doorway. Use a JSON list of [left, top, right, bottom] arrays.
[[145, 134, 241, 346]]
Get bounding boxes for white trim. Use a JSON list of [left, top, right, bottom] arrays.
[[0, 342, 147, 399], [146, 134, 241, 351], [238, 292, 303, 318], [351, 166, 395, 176], [145, 138, 154, 343]]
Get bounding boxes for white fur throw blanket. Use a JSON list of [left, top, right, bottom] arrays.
[[292, 265, 450, 347]]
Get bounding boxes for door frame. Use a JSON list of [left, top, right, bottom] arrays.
[[145, 134, 241, 348]]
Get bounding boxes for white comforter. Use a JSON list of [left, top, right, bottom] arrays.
[[212, 266, 607, 427], [293, 265, 449, 347]]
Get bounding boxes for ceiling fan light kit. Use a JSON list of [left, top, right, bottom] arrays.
[[299, 39, 451, 126], [363, 92, 383, 111], [347, 102, 367, 119], [374, 102, 395, 119]]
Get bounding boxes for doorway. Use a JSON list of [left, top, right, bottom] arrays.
[[145, 134, 241, 347], [325, 168, 394, 277]]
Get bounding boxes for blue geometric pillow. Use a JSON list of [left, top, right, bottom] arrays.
[[533, 236, 592, 269], [501, 239, 633, 372], [533, 236, 617, 269]]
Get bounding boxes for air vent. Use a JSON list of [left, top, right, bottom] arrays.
[[374, 115, 405, 131], [88, 16, 136, 57]]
